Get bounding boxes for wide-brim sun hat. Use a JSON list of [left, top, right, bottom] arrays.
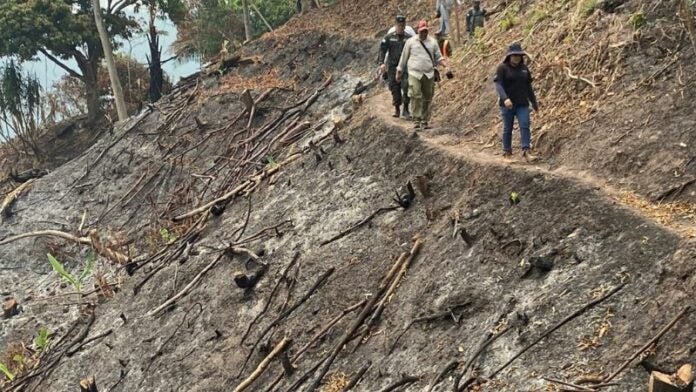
[[506, 42, 527, 57]]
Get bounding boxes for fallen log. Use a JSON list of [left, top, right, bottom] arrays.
[[605, 306, 691, 383], [356, 240, 423, 347], [320, 206, 400, 246], [649, 364, 694, 392], [305, 239, 423, 391], [389, 301, 471, 355], [341, 362, 372, 392], [173, 153, 302, 222], [0, 229, 130, 264], [238, 267, 335, 377], [241, 252, 301, 344], [145, 253, 225, 317], [9, 168, 48, 183], [380, 375, 419, 392], [1, 179, 35, 220], [262, 300, 366, 392], [488, 282, 627, 380], [233, 337, 291, 392]]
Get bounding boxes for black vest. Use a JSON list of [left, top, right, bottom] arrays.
[[379, 32, 413, 68]]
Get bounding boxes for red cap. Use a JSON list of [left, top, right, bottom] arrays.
[[417, 20, 429, 32]]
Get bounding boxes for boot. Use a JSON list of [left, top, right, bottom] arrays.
[[393, 105, 400, 118], [401, 106, 411, 119], [522, 149, 539, 162]]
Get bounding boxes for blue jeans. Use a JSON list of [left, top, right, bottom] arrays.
[[501, 106, 531, 152]]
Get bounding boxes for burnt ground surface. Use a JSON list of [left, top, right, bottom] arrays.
[[0, 1, 695, 392]]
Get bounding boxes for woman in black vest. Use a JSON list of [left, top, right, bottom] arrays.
[[493, 43, 539, 160]]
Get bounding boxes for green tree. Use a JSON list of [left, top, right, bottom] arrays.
[[0, 0, 139, 123], [173, 0, 295, 61], [0, 60, 44, 157], [47, 54, 170, 120]]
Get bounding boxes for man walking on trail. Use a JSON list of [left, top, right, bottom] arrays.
[[379, 15, 415, 119], [466, 0, 487, 36], [397, 20, 450, 130], [493, 42, 539, 161], [435, 0, 459, 38]]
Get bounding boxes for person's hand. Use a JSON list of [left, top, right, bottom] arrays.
[[396, 70, 402, 82], [380, 64, 387, 73], [504, 99, 513, 109]]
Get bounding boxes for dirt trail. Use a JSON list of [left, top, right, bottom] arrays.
[[369, 91, 696, 238]]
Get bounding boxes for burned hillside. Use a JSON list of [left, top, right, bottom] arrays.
[[0, 1, 695, 392]]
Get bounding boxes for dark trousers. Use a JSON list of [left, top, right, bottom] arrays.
[[387, 67, 409, 108]]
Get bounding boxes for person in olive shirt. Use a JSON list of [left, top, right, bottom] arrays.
[[379, 15, 414, 119], [493, 42, 539, 160]]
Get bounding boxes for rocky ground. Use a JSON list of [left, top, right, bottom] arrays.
[[0, 1, 694, 392]]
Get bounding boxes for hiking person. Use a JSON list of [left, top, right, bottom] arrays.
[[397, 20, 450, 130], [435, 0, 459, 38], [379, 15, 415, 119], [435, 32, 453, 60], [466, 0, 487, 36], [493, 42, 539, 160], [296, 0, 317, 15]]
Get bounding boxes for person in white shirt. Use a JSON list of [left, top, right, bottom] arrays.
[[435, 0, 463, 37], [396, 20, 450, 130]]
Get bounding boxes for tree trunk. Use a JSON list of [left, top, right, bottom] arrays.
[[147, 5, 163, 103], [241, 0, 252, 42], [91, 0, 128, 121], [74, 52, 103, 124]]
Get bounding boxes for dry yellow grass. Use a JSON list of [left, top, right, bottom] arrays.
[[320, 372, 349, 392], [618, 191, 696, 237]]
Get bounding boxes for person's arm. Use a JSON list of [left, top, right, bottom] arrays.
[[466, 11, 472, 32], [527, 68, 539, 111], [378, 36, 388, 65], [396, 40, 411, 80], [493, 64, 509, 102], [431, 39, 447, 68]]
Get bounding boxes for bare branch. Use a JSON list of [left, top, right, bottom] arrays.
[[39, 49, 83, 79]]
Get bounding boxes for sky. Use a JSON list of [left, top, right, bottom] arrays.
[[23, 6, 201, 91]]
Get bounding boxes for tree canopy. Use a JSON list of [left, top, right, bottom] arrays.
[[174, 0, 296, 60], [0, 0, 139, 121]]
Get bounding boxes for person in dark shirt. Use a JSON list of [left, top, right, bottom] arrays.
[[467, 0, 487, 36], [379, 15, 414, 119], [493, 42, 539, 160]]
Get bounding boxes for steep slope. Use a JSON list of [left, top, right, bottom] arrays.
[[435, 0, 696, 204], [0, 1, 694, 392]]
